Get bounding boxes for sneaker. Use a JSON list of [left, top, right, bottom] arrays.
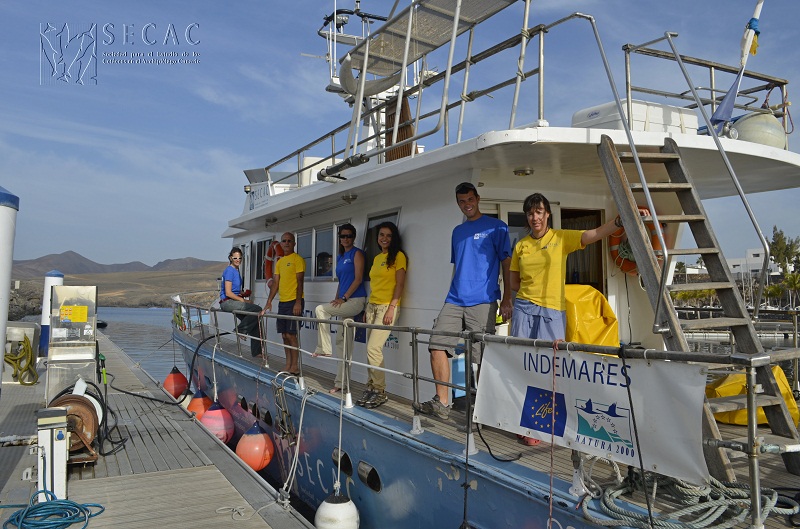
[[364, 391, 388, 409], [356, 389, 374, 407], [413, 395, 450, 419]]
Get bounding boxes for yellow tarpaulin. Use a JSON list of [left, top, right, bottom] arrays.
[[705, 365, 799, 426], [564, 284, 619, 347]]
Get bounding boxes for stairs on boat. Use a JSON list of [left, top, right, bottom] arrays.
[[597, 134, 800, 480]]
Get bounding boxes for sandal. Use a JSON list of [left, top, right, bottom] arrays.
[[329, 387, 342, 394]]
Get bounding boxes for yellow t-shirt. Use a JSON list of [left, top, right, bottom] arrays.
[[274, 252, 305, 301], [368, 251, 407, 305], [510, 230, 584, 311]]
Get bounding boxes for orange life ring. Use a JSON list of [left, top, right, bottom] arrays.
[[608, 208, 664, 276], [264, 240, 284, 284]]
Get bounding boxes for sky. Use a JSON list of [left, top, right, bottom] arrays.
[[1, 0, 799, 267]]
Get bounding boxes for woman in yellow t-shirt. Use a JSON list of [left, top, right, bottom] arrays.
[[357, 222, 408, 409], [510, 193, 621, 341], [510, 193, 621, 446]]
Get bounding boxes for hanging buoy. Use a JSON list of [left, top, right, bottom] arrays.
[[314, 494, 360, 529], [235, 421, 275, 471], [200, 402, 234, 443], [187, 389, 213, 420], [163, 366, 189, 399]]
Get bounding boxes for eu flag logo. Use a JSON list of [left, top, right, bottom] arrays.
[[519, 386, 567, 436]]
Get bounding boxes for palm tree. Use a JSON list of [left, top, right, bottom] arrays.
[[782, 273, 800, 308], [765, 284, 784, 307]]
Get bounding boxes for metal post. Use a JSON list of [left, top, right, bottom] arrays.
[[410, 329, 423, 434], [793, 313, 799, 395], [745, 366, 764, 529], [463, 334, 477, 456], [456, 28, 475, 143], [509, 0, 532, 129]]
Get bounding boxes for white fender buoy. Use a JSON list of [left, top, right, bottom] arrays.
[[314, 494, 359, 529], [731, 112, 787, 149]]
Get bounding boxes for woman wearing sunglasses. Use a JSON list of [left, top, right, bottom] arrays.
[[220, 247, 263, 358], [313, 223, 368, 393]]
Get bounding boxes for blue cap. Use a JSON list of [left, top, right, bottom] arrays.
[[0, 186, 19, 211]]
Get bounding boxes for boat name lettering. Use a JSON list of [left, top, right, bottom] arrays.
[[523, 351, 630, 388], [101, 23, 200, 46], [574, 434, 635, 458]]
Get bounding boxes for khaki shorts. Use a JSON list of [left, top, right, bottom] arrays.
[[428, 302, 497, 363]]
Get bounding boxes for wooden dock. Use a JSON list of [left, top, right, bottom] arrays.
[[0, 334, 312, 529]]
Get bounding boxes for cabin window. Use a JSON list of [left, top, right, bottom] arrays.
[[315, 228, 334, 277], [363, 211, 400, 273], [297, 231, 313, 275], [254, 239, 274, 281]]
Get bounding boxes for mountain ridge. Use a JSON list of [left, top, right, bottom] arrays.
[[12, 251, 225, 279]]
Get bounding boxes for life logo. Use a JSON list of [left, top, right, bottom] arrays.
[[40, 22, 199, 85]]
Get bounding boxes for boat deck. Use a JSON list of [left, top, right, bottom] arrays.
[[207, 330, 799, 529], [0, 334, 312, 529]]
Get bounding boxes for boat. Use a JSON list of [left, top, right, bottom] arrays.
[[172, 1, 800, 528]]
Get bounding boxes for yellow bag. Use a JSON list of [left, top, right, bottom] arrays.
[[705, 365, 799, 426], [564, 284, 619, 347]]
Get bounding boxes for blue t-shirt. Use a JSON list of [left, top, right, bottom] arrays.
[[445, 215, 511, 306], [337, 247, 368, 298], [221, 265, 243, 299]]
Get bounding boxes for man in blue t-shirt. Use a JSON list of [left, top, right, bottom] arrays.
[[415, 182, 512, 420]]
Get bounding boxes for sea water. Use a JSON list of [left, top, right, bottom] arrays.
[[96, 306, 177, 382]]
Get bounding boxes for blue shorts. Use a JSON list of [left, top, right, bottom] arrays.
[[510, 298, 566, 341], [277, 300, 304, 334]]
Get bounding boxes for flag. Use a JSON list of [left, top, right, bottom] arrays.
[[519, 385, 567, 436], [710, 67, 745, 130]]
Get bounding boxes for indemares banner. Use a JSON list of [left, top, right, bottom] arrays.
[[473, 342, 709, 485]]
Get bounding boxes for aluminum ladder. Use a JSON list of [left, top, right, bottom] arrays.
[[598, 134, 800, 480]]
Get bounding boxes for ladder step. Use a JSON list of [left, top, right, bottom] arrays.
[[680, 317, 751, 330], [708, 394, 785, 414], [642, 214, 705, 223], [668, 281, 735, 292], [629, 183, 693, 192], [618, 152, 681, 163], [668, 248, 720, 257]]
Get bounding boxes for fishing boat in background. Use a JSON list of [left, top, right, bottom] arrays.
[[172, 1, 800, 527]]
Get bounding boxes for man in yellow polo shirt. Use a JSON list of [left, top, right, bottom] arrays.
[[265, 232, 305, 375]]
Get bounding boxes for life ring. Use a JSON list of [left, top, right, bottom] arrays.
[[608, 208, 664, 276], [264, 240, 284, 284]]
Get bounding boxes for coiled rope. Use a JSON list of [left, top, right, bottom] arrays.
[[581, 470, 799, 529], [0, 490, 104, 529], [3, 335, 38, 385]]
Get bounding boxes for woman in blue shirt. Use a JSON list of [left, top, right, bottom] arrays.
[[313, 223, 368, 393], [220, 247, 263, 358]]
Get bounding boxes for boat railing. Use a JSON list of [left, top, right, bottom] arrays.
[[172, 298, 800, 524], [173, 297, 800, 425], [623, 43, 791, 136], [262, 7, 653, 187]]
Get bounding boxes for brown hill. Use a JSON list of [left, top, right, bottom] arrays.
[[9, 261, 227, 319], [12, 251, 224, 279]]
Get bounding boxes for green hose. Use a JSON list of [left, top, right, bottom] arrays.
[[4, 334, 39, 385]]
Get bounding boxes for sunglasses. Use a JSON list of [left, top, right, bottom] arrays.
[[281, 239, 294, 243], [231, 257, 242, 260], [339, 234, 355, 239]]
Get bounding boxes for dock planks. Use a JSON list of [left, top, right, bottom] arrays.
[[0, 333, 311, 529]]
